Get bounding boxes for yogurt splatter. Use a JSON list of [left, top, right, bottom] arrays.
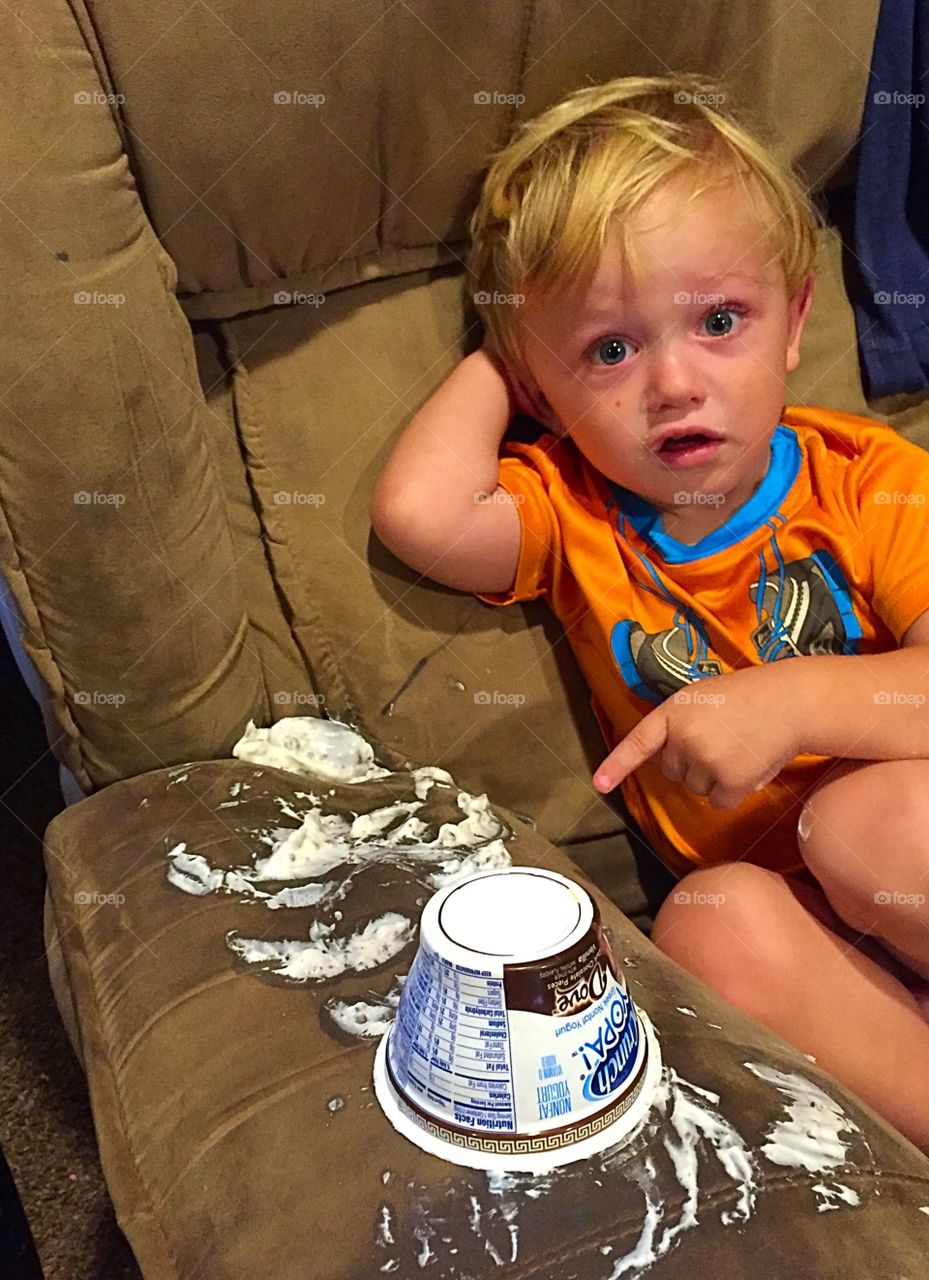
[[327, 978, 406, 1038], [374, 1054, 890, 1277], [227, 913, 415, 982], [166, 844, 341, 909], [811, 1181, 861, 1211], [742, 1062, 868, 1173], [374, 1064, 759, 1276], [427, 845, 511, 890], [164, 718, 515, 988], [485, 1172, 520, 1263], [166, 767, 509, 910], [166, 763, 198, 787], [233, 716, 393, 783]]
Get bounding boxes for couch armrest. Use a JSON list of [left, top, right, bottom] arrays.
[[44, 758, 929, 1280]]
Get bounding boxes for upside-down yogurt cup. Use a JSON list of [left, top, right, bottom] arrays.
[[373, 866, 662, 1173]]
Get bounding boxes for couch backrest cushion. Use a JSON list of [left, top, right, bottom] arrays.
[[78, 0, 881, 319]]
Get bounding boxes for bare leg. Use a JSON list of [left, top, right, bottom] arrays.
[[796, 758, 929, 982], [651, 863, 929, 1155]]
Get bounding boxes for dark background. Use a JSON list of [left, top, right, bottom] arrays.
[[0, 632, 141, 1278]]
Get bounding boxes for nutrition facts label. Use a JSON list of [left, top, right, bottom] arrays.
[[392, 943, 516, 1131]]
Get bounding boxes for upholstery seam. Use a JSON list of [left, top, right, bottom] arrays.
[[514, 1166, 929, 1277], [216, 318, 362, 729]]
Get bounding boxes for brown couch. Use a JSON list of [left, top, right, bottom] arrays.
[[4, 1, 929, 1276]]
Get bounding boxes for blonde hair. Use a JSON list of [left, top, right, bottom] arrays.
[[467, 72, 821, 387]]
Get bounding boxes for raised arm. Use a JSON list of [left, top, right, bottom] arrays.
[[370, 348, 523, 594]]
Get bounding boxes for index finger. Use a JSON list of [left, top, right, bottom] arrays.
[[592, 707, 669, 792]]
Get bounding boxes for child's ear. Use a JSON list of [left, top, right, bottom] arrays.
[[518, 379, 563, 433], [786, 274, 815, 374], [504, 367, 561, 431], [526, 388, 562, 433]]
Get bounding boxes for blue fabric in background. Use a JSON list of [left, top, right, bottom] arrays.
[[850, 0, 929, 398]]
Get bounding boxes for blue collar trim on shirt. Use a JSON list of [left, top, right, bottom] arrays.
[[605, 424, 802, 563]]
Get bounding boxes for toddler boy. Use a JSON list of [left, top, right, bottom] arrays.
[[371, 73, 929, 1151]]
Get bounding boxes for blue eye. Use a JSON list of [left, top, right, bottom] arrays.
[[703, 308, 740, 336], [593, 337, 629, 366]]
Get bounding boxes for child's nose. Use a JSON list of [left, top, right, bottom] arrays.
[[645, 346, 705, 413]]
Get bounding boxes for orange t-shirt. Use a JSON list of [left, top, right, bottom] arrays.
[[474, 405, 929, 876]]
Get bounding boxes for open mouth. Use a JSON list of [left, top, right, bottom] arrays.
[[655, 433, 723, 467], [659, 432, 718, 453]]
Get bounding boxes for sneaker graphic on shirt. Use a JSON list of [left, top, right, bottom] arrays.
[[608, 546, 861, 705], [610, 616, 723, 705], [749, 549, 857, 660]]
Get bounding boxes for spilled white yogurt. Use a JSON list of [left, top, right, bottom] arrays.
[[166, 720, 510, 919], [233, 715, 393, 783], [328, 978, 406, 1038], [742, 1061, 868, 1174], [374, 1060, 884, 1277], [164, 717, 513, 985], [371, 1067, 741, 1275], [227, 913, 415, 982]]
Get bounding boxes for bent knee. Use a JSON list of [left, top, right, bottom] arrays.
[[652, 863, 775, 945], [651, 862, 790, 1000], [798, 762, 929, 921], [800, 759, 929, 859]]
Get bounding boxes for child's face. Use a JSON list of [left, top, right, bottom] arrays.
[[516, 175, 814, 536]]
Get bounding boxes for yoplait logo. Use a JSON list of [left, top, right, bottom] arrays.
[[575, 994, 640, 1102]]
